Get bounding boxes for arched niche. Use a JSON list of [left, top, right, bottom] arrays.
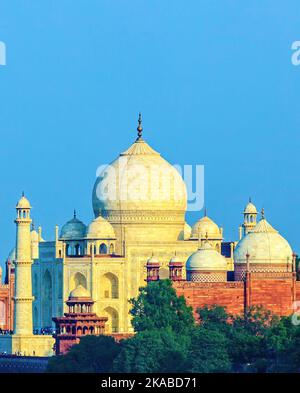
[[104, 306, 119, 333], [70, 272, 87, 291], [42, 269, 52, 327], [102, 272, 119, 299]]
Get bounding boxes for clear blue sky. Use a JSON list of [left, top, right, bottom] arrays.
[[0, 1, 299, 268]]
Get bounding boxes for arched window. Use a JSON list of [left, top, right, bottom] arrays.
[[66, 244, 70, 256], [104, 307, 119, 333], [33, 305, 38, 328], [100, 243, 107, 254], [58, 271, 63, 299], [83, 326, 88, 335], [33, 273, 38, 296], [42, 270, 52, 327], [102, 273, 119, 299], [109, 244, 114, 255], [94, 245, 97, 255], [77, 326, 82, 335], [70, 272, 87, 290], [75, 244, 80, 256]]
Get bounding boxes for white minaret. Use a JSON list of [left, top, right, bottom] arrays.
[[14, 193, 34, 335], [242, 198, 258, 236]]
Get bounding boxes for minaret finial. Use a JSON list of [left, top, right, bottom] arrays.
[[22, 191, 25, 197], [249, 196, 251, 203], [261, 207, 265, 219], [74, 209, 76, 219], [31, 221, 35, 231], [137, 113, 143, 140]]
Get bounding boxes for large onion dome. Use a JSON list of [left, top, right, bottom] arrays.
[[91, 115, 188, 242]]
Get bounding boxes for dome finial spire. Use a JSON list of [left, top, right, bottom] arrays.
[[137, 113, 143, 140], [204, 206, 207, 217], [249, 196, 251, 203], [261, 207, 265, 219], [74, 209, 76, 219], [22, 191, 25, 197]]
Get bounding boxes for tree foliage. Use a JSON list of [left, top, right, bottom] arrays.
[[47, 335, 121, 373], [129, 279, 194, 335], [113, 328, 190, 373]]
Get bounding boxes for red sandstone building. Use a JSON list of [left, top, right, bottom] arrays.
[[52, 285, 107, 355]]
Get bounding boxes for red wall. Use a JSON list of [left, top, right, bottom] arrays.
[[174, 274, 297, 318], [175, 282, 245, 318]]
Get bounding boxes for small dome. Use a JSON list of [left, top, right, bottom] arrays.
[[169, 254, 182, 263], [244, 201, 257, 214], [86, 216, 115, 239], [60, 213, 86, 240], [69, 285, 91, 299], [16, 195, 31, 209], [147, 255, 159, 264], [186, 241, 227, 271], [191, 215, 221, 239], [234, 217, 292, 264]]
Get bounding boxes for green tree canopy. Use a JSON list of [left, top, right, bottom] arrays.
[[129, 279, 194, 335], [186, 326, 232, 373], [47, 335, 120, 373], [113, 328, 190, 373]]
